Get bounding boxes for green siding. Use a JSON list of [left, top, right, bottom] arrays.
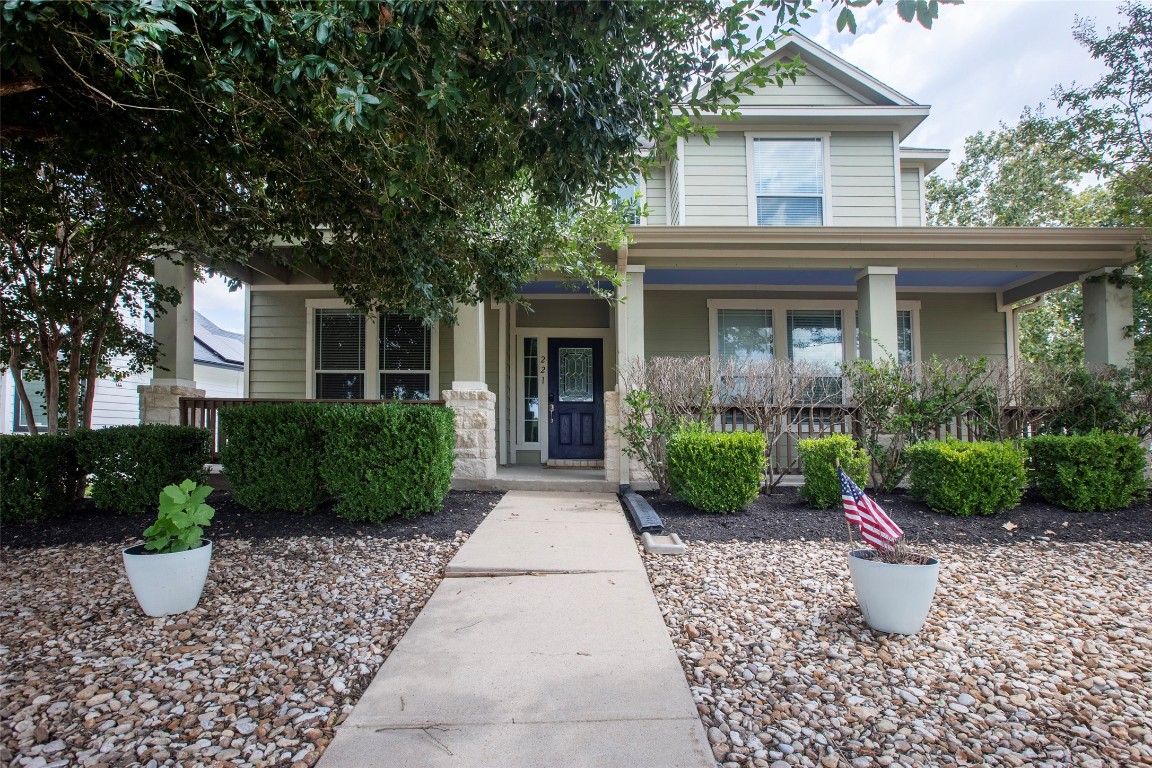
[[738, 68, 865, 107], [248, 289, 331, 398], [901, 167, 922, 226], [439, 323, 454, 394], [830, 132, 897, 226], [683, 133, 747, 225], [910, 293, 1007, 360], [516, 299, 610, 329], [645, 292, 711, 358], [645, 166, 667, 224]]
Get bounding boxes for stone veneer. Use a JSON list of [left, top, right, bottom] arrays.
[[443, 388, 497, 479], [138, 384, 205, 426], [604, 390, 621, 486]]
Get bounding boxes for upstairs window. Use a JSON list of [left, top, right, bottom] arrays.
[[751, 137, 826, 226], [611, 174, 645, 225]]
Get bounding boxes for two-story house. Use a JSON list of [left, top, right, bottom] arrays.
[[147, 34, 1143, 490]]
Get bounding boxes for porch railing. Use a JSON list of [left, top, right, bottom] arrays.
[[180, 397, 445, 462]]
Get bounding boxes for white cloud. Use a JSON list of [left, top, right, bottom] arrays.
[[797, 0, 1124, 176], [195, 274, 245, 334]]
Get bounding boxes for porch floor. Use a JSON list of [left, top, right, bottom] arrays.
[[452, 464, 616, 493]]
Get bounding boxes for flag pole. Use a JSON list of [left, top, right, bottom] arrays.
[[836, 458, 856, 548]]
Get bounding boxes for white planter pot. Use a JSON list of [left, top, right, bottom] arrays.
[[847, 549, 939, 635], [122, 540, 212, 617]]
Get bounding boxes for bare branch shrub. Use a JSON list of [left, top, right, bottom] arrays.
[[720, 357, 835, 491]]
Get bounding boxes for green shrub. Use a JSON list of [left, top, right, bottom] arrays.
[[1026, 432, 1148, 512], [79, 425, 210, 513], [319, 404, 455, 522], [0, 433, 85, 523], [666, 424, 766, 513], [797, 434, 870, 509], [905, 440, 1027, 516], [220, 403, 328, 512]]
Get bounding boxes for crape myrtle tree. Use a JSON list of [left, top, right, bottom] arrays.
[[1, 0, 952, 432], [927, 1, 1151, 367]]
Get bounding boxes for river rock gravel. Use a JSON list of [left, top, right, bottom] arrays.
[[644, 540, 1152, 768], [1, 534, 466, 768]]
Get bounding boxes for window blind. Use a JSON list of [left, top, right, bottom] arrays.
[[753, 138, 825, 226]]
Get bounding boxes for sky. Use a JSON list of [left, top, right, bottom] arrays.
[[194, 0, 1125, 336]]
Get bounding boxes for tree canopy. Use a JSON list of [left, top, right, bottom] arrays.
[[2, 0, 949, 319], [926, 1, 1151, 368]]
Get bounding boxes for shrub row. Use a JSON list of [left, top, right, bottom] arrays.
[[797, 432, 1147, 516], [0, 425, 210, 523], [667, 423, 765, 513], [219, 402, 455, 521], [905, 440, 1027, 516]]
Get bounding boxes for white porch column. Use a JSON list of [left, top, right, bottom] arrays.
[[625, 266, 646, 367], [856, 266, 899, 361], [445, 300, 495, 479], [139, 256, 203, 425], [1083, 272, 1134, 367], [614, 262, 646, 488]]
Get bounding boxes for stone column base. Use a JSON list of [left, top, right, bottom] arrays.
[[443, 388, 497, 479], [604, 390, 621, 486], [139, 383, 205, 426]]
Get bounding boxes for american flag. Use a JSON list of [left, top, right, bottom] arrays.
[[838, 468, 903, 551]]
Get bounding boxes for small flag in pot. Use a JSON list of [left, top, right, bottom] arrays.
[[838, 468, 903, 551]]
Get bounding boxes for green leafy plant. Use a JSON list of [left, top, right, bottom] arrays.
[[1026, 432, 1148, 512], [220, 403, 328, 513], [78, 425, 210, 513], [906, 440, 1027, 516], [143, 479, 215, 554], [667, 422, 766, 513], [842, 355, 990, 491], [617, 388, 675, 494], [797, 435, 871, 509], [0, 433, 85, 523], [319, 403, 455, 522]]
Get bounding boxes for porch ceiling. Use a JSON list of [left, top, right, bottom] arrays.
[[642, 268, 1036, 289]]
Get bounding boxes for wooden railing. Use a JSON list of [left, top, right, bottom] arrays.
[[180, 397, 446, 462]]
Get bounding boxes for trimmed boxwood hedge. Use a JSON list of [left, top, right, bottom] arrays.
[[78, 425, 210, 513], [319, 403, 456, 522], [1026, 432, 1148, 512], [220, 403, 328, 513], [905, 439, 1027, 516], [667, 424, 766, 513], [0, 433, 85, 523], [797, 434, 871, 509]]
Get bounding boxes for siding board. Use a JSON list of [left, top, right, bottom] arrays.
[[683, 133, 748, 225], [645, 166, 667, 224], [738, 69, 865, 107], [901, 167, 922, 226], [830, 132, 896, 225]]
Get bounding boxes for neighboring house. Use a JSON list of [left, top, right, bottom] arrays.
[[2, 311, 244, 433], [147, 34, 1143, 486]]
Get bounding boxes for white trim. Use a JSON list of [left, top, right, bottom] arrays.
[[672, 136, 681, 225], [918, 165, 927, 225], [766, 34, 919, 106], [242, 288, 251, 398], [304, 298, 439, 400], [744, 132, 833, 226], [250, 283, 336, 291], [892, 131, 903, 227], [855, 266, 898, 279], [498, 302, 508, 465], [645, 283, 998, 294], [707, 297, 921, 365]]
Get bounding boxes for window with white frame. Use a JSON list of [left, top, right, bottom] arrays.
[[855, 309, 915, 364], [611, 174, 645, 225], [750, 137, 826, 226], [788, 309, 843, 401], [314, 309, 366, 399], [312, 307, 433, 400], [379, 315, 432, 399]]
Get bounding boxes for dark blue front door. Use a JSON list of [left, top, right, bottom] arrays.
[[547, 338, 604, 460]]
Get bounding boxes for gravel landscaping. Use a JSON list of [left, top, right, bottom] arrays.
[[644, 496, 1152, 768], [0, 491, 501, 768]]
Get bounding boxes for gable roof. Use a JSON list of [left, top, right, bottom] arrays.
[[713, 32, 931, 139], [761, 33, 919, 107], [194, 311, 244, 370]]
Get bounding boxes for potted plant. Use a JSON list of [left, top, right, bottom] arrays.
[[122, 479, 216, 617], [838, 467, 939, 635]]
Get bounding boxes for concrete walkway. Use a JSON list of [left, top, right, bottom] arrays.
[[317, 491, 714, 768]]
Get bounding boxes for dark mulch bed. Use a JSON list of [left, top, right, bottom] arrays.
[[0, 490, 504, 550], [645, 486, 1152, 545]]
